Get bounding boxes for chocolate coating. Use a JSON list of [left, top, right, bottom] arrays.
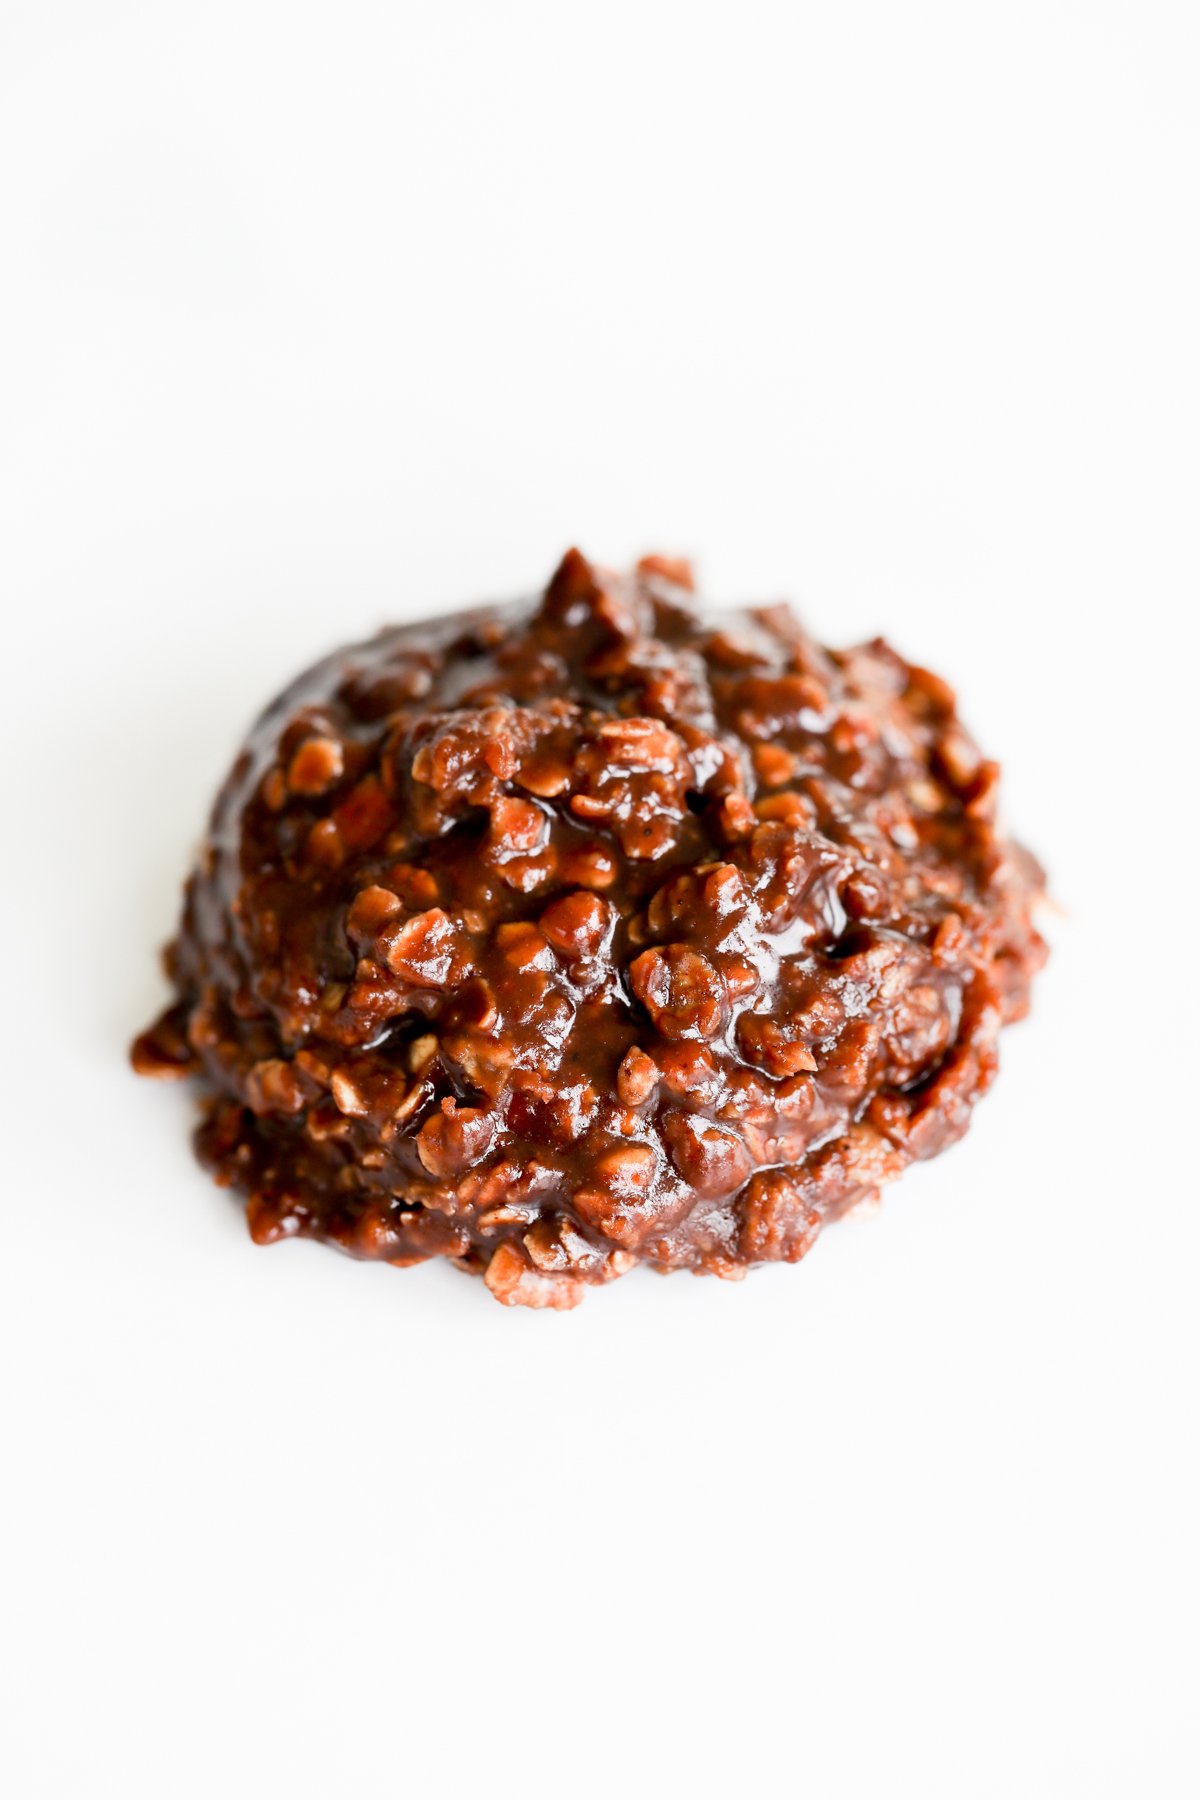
[[133, 551, 1046, 1306]]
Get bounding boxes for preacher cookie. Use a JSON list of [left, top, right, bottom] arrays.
[[133, 551, 1046, 1307]]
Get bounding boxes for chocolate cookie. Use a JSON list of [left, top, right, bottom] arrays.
[[133, 551, 1046, 1306]]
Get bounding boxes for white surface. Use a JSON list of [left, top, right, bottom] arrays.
[[2, 4, 1198, 1796]]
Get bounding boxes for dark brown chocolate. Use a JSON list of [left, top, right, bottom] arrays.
[[133, 551, 1046, 1306]]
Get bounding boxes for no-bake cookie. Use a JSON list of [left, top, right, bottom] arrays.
[[133, 551, 1046, 1306]]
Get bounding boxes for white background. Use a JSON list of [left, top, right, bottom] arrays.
[[2, 4, 1198, 1796]]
